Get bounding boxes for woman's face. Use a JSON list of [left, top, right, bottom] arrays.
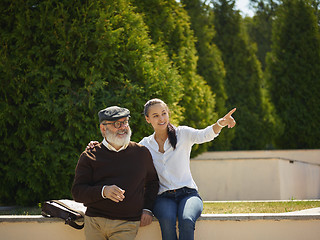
[[145, 103, 169, 131]]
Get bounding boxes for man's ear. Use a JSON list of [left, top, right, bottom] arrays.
[[99, 123, 105, 132]]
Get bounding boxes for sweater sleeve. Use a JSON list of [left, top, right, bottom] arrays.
[[142, 147, 159, 211], [71, 151, 104, 205]]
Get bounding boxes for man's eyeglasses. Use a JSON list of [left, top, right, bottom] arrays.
[[102, 120, 129, 129]]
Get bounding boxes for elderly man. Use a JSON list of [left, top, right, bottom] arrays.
[[72, 106, 159, 240]]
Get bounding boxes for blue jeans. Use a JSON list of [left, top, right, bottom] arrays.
[[153, 187, 203, 240]]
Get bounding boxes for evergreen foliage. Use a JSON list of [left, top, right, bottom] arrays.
[[1, 0, 319, 206], [310, 0, 320, 26], [131, 0, 217, 155], [245, 0, 279, 70], [266, 0, 320, 148], [181, 0, 234, 150], [211, 0, 281, 150], [0, 0, 183, 205]]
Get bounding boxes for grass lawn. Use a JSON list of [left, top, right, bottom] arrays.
[[1, 200, 320, 215], [202, 200, 320, 214]]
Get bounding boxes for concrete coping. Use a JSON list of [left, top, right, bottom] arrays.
[[1, 210, 320, 223], [192, 149, 320, 166], [2, 200, 320, 222]]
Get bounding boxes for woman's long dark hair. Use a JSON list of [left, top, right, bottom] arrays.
[[144, 99, 177, 149]]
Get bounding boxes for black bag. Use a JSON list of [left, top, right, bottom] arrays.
[[41, 199, 86, 230]]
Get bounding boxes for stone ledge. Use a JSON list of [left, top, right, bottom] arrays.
[[1, 212, 320, 223], [192, 149, 320, 165]]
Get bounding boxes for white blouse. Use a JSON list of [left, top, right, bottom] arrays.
[[139, 125, 219, 194]]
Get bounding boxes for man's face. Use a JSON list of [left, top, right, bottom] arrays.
[[100, 117, 131, 147]]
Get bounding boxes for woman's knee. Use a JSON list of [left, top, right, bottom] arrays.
[[179, 195, 203, 221]]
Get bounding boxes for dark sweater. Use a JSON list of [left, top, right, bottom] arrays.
[[71, 141, 159, 221]]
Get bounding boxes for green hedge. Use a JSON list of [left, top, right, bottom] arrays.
[[131, 0, 217, 156], [212, 0, 282, 150], [0, 0, 189, 205], [266, 0, 320, 148]]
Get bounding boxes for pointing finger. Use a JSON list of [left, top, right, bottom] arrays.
[[225, 108, 236, 117]]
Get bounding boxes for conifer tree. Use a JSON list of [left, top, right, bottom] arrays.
[[131, 0, 217, 155], [310, 0, 320, 26], [0, 0, 183, 205], [245, 0, 280, 70], [266, 0, 320, 148], [182, 0, 233, 150], [211, 0, 281, 150]]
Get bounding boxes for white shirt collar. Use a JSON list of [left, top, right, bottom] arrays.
[[102, 138, 129, 152]]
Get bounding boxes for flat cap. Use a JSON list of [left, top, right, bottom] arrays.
[[98, 106, 130, 123]]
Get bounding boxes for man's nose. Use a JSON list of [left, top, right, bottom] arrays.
[[119, 123, 128, 129]]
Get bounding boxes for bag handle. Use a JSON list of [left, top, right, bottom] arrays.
[[65, 216, 84, 229]]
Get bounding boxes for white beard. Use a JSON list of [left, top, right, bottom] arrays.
[[105, 127, 131, 147]]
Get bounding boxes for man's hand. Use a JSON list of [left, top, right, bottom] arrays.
[[140, 210, 153, 227], [103, 185, 125, 202]]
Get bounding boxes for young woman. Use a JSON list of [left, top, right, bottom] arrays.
[[140, 99, 236, 240], [87, 99, 236, 240]]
